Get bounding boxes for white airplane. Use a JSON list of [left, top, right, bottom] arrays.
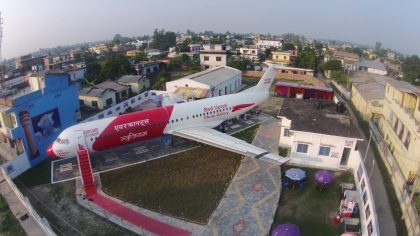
[[47, 65, 289, 165]]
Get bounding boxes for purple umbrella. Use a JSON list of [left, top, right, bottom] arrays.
[[315, 170, 335, 186], [272, 223, 301, 236]]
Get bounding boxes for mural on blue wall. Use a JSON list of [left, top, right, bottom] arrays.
[[31, 108, 61, 139]]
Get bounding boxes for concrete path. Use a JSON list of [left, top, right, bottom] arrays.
[[0, 169, 48, 236]]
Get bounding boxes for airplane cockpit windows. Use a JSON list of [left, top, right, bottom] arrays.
[[56, 138, 70, 145]]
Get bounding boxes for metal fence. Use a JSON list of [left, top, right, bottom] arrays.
[[369, 121, 420, 236]]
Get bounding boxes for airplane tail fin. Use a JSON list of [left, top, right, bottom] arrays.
[[247, 64, 277, 92]]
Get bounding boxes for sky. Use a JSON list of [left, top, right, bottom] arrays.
[[1, 0, 420, 59]]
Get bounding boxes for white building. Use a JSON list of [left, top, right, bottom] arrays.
[[165, 66, 242, 99], [200, 44, 228, 69], [236, 47, 262, 61], [357, 59, 387, 76], [278, 98, 363, 169], [256, 39, 282, 49]]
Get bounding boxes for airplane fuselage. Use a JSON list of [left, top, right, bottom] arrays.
[[48, 90, 268, 158]]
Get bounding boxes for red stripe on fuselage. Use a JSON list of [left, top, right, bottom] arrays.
[[92, 106, 174, 151], [231, 103, 254, 112]]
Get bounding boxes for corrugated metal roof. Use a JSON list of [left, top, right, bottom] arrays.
[[117, 75, 144, 83], [358, 59, 387, 71], [182, 66, 241, 86], [95, 80, 129, 93], [387, 79, 420, 96], [79, 88, 112, 98]]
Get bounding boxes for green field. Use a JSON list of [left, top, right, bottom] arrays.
[[232, 125, 260, 143], [101, 146, 243, 224], [271, 167, 354, 236]]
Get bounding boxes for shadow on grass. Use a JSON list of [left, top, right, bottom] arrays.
[[271, 167, 354, 236], [14, 160, 51, 188]]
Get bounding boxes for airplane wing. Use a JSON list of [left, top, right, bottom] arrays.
[[172, 127, 290, 166]]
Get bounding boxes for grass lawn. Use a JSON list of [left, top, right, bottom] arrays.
[[241, 77, 259, 88], [101, 146, 242, 224], [271, 167, 354, 236], [0, 196, 25, 236], [232, 125, 259, 144]]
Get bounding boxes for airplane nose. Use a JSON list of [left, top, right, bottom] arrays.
[[46, 144, 58, 158]]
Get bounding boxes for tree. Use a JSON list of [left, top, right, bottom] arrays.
[[175, 41, 190, 53], [401, 55, 420, 84], [331, 70, 348, 85], [294, 49, 316, 69], [152, 29, 177, 51], [227, 57, 250, 71], [264, 48, 272, 59], [322, 59, 342, 71], [282, 43, 295, 51]]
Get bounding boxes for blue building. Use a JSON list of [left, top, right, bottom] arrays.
[[0, 73, 80, 178]]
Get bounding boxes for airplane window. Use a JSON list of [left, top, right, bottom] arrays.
[[172, 120, 174, 123], [187, 116, 189, 120], [181, 118, 183, 121], [57, 138, 61, 143], [176, 119, 178, 122], [192, 115, 195, 118]]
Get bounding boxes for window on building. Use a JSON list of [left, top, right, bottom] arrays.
[[92, 101, 98, 108], [404, 131, 411, 148], [106, 98, 113, 106], [216, 56, 222, 61], [393, 119, 399, 132], [319, 146, 331, 156], [296, 144, 308, 153], [283, 128, 290, 137], [79, 100, 85, 105], [204, 56, 209, 61], [398, 124, 404, 140], [210, 45, 215, 50]]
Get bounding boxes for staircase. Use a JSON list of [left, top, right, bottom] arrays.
[[77, 149, 96, 197]]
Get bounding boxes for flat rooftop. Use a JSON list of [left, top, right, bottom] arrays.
[[353, 82, 385, 101], [278, 98, 362, 138]]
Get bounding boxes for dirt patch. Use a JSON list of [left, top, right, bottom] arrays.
[[19, 181, 136, 236]]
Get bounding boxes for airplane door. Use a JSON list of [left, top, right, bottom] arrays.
[[74, 130, 91, 151]]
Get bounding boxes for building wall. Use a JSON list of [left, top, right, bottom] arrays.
[[119, 78, 151, 94], [351, 85, 372, 120], [79, 91, 116, 110], [4, 74, 80, 175], [272, 52, 291, 65], [379, 83, 420, 180], [367, 68, 387, 76], [200, 53, 227, 69], [279, 117, 360, 169]]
